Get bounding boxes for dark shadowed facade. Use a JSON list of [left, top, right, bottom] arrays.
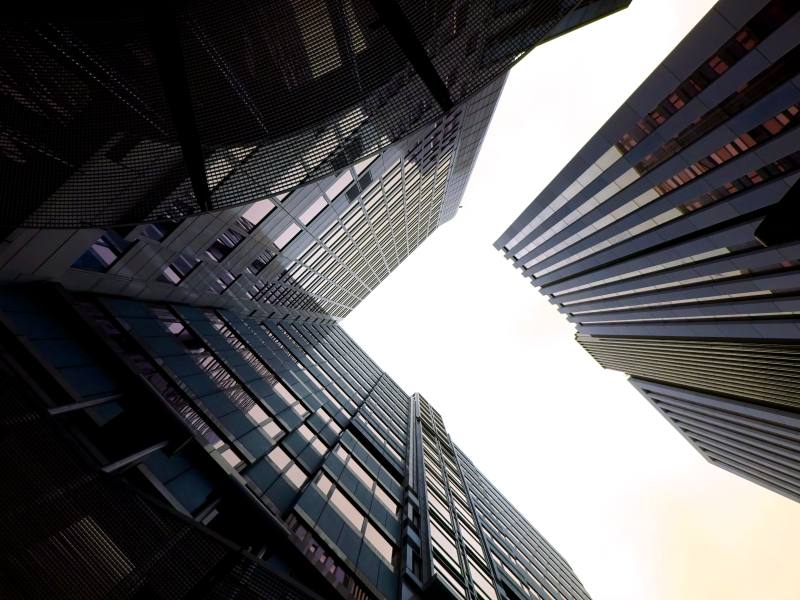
[[0, 283, 592, 600], [495, 0, 800, 500], [1, 0, 630, 230], [0, 1, 631, 322], [0, 78, 505, 321]]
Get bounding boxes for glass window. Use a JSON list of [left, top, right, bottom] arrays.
[[207, 228, 245, 262], [267, 446, 291, 470], [431, 521, 460, 564], [331, 489, 364, 530], [311, 438, 327, 455], [365, 523, 394, 567], [346, 457, 374, 488], [157, 251, 199, 285], [285, 464, 308, 489], [374, 485, 399, 515], [248, 405, 269, 423], [221, 448, 243, 468], [316, 473, 333, 495], [261, 420, 283, 440], [72, 229, 134, 272], [297, 424, 313, 442], [470, 566, 498, 600], [274, 223, 301, 250], [299, 196, 328, 225], [325, 170, 354, 200], [240, 199, 275, 229]]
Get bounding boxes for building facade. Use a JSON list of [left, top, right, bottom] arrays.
[[495, 0, 800, 499], [0, 77, 504, 321], [0, 283, 591, 600], [0, 1, 632, 322], [630, 378, 800, 504], [1, 0, 630, 231]]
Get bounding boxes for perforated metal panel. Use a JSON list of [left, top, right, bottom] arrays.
[[1, 0, 583, 229]]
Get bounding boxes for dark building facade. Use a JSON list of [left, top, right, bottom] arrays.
[[0, 77, 505, 321], [0, 1, 632, 322], [630, 378, 800, 504], [495, 0, 800, 499], [1, 0, 630, 230], [0, 283, 592, 600]]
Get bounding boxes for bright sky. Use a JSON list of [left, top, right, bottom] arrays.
[[344, 2, 800, 599]]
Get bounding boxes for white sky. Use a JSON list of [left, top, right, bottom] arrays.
[[344, 2, 800, 599]]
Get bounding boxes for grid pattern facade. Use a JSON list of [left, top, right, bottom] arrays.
[[0, 283, 591, 599], [413, 392, 592, 600], [456, 450, 592, 600], [0, 354, 325, 600], [631, 378, 800, 504], [495, 0, 800, 405], [0, 79, 503, 321], [1, 0, 599, 230]]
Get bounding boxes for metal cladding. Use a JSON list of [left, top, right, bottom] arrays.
[[496, 0, 800, 501], [0, 79, 504, 321], [0, 283, 592, 599], [631, 378, 800, 504], [1, 0, 593, 229]]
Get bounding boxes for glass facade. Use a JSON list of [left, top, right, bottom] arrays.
[[0, 77, 504, 321], [495, 0, 800, 501], [0, 0, 629, 230], [0, 283, 592, 599]]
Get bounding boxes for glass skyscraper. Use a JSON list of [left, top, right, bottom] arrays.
[[0, 2, 639, 598], [496, 0, 800, 501], [0, 2, 631, 322], [0, 283, 591, 600], [0, 77, 505, 320], [1, 0, 629, 230]]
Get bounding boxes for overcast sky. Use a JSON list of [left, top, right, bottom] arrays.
[[344, 2, 800, 599]]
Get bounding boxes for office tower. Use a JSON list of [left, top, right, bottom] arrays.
[[0, 282, 591, 600], [0, 0, 632, 322], [1, 0, 631, 231], [0, 78, 505, 321], [495, 0, 800, 499], [630, 378, 800, 504]]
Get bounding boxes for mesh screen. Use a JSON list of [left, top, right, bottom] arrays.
[[0, 358, 323, 600], [1, 0, 580, 229]]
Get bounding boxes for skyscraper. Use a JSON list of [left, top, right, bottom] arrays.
[[0, 283, 592, 600], [495, 0, 800, 500], [1, 3, 637, 596], [1, 0, 630, 231], [0, 77, 505, 320], [629, 378, 800, 504], [0, 1, 632, 322]]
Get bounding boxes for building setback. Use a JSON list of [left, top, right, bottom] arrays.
[[630, 378, 800, 504], [0, 0, 630, 230], [495, 0, 800, 500], [0, 283, 591, 600]]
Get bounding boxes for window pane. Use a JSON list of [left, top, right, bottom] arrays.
[[274, 223, 301, 249], [241, 199, 275, 226], [331, 489, 364, 530], [299, 196, 328, 225], [316, 473, 333, 495], [365, 523, 394, 568], [268, 446, 290, 470], [285, 464, 307, 489]]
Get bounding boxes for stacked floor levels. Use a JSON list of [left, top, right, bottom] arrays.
[[496, 0, 800, 502], [0, 283, 591, 600]]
